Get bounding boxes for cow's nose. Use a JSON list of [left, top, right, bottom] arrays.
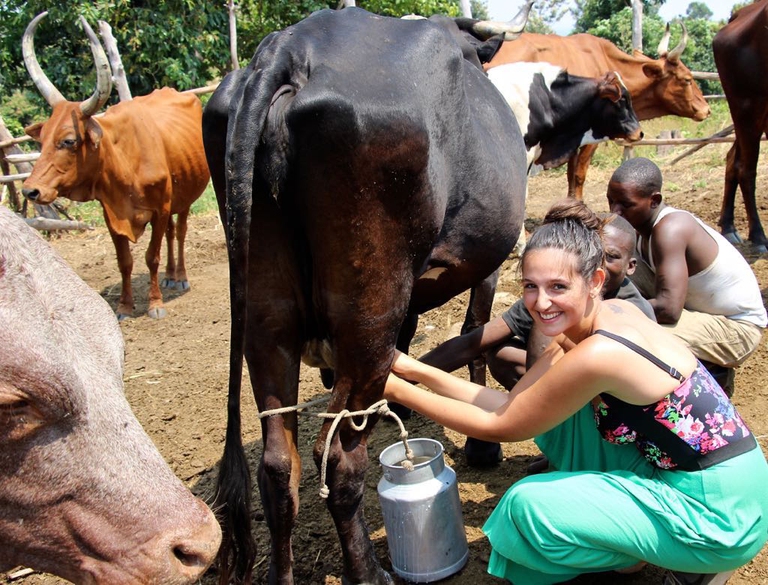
[[22, 188, 39, 201], [165, 509, 222, 582]]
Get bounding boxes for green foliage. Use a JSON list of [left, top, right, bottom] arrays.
[[0, 90, 47, 139], [1, 0, 485, 109], [686, 2, 712, 20], [0, 0, 230, 104], [574, 0, 664, 33], [190, 183, 220, 216]]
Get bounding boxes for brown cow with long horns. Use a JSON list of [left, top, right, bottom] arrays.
[[21, 12, 210, 320]]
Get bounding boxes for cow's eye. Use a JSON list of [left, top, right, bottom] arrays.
[[0, 393, 46, 441], [58, 138, 78, 150]]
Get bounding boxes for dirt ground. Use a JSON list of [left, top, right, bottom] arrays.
[[5, 139, 768, 585]]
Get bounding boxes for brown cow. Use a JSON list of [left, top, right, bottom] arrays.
[[712, 0, 768, 252], [21, 12, 210, 320], [486, 24, 710, 198], [0, 205, 221, 584]]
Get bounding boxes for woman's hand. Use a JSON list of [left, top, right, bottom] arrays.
[[391, 349, 421, 381]]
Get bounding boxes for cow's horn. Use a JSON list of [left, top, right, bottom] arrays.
[[22, 12, 66, 107], [78, 15, 113, 116], [667, 21, 688, 63], [657, 22, 671, 57], [471, 0, 533, 41]]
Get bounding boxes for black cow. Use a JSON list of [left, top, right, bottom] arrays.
[[487, 61, 643, 171], [202, 7, 527, 584], [712, 0, 768, 251]]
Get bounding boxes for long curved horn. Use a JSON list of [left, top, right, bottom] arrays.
[[22, 12, 66, 107], [657, 22, 671, 57], [470, 0, 533, 41], [78, 15, 113, 116], [667, 21, 688, 63]]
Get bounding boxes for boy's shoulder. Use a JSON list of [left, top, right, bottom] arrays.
[[610, 278, 656, 321]]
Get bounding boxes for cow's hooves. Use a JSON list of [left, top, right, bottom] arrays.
[[752, 243, 768, 254], [722, 230, 743, 245], [117, 313, 131, 322], [175, 280, 190, 291], [147, 307, 168, 319], [161, 278, 176, 289]]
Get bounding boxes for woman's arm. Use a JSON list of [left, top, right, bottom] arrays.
[[386, 340, 603, 443], [391, 351, 509, 411]]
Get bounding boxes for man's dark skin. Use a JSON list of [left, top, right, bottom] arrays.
[[606, 177, 719, 324]]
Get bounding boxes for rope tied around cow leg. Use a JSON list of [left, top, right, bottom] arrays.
[[256, 397, 413, 498]]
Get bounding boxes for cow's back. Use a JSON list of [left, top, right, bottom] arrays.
[[713, 1, 768, 103], [244, 8, 524, 270], [488, 33, 626, 78]]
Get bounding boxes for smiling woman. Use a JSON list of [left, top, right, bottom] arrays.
[[385, 198, 768, 585]]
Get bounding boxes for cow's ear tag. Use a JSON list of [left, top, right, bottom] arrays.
[[85, 118, 103, 149]]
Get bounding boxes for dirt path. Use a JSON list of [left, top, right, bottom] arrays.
[[6, 140, 768, 585]]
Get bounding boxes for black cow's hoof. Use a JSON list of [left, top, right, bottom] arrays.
[[161, 278, 176, 289], [722, 230, 743, 245], [464, 437, 502, 468], [341, 567, 394, 585]]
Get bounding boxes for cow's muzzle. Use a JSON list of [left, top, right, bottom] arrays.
[[22, 188, 42, 202]]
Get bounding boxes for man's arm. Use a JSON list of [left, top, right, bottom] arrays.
[[649, 215, 693, 323], [418, 314, 515, 372]]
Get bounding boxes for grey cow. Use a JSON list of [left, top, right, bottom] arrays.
[[0, 206, 221, 584]]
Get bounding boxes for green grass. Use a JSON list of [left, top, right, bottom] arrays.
[[588, 99, 734, 172]]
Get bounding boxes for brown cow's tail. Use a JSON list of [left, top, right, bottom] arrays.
[[214, 32, 295, 585]]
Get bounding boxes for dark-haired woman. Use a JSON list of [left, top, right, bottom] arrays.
[[385, 199, 768, 585]]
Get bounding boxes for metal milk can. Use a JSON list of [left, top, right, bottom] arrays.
[[377, 438, 469, 583]]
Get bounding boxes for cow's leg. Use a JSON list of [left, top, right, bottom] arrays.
[[161, 215, 178, 289], [240, 199, 305, 585], [567, 144, 598, 199], [462, 270, 499, 385], [386, 312, 420, 420], [244, 335, 302, 585], [313, 373, 393, 585], [107, 226, 134, 321], [461, 270, 503, 467], [736, 134, 768, 251], [146, 213, 170, 319], [719, 142, 742, 244], [174, 209, 191, 289]]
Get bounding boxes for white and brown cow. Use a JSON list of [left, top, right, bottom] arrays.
[[0, 206, 221, 584]]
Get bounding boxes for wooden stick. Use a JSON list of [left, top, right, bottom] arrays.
[[24, 217, 93, 231]]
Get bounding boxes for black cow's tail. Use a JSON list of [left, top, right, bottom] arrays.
[[213, 34, 293, 585]]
